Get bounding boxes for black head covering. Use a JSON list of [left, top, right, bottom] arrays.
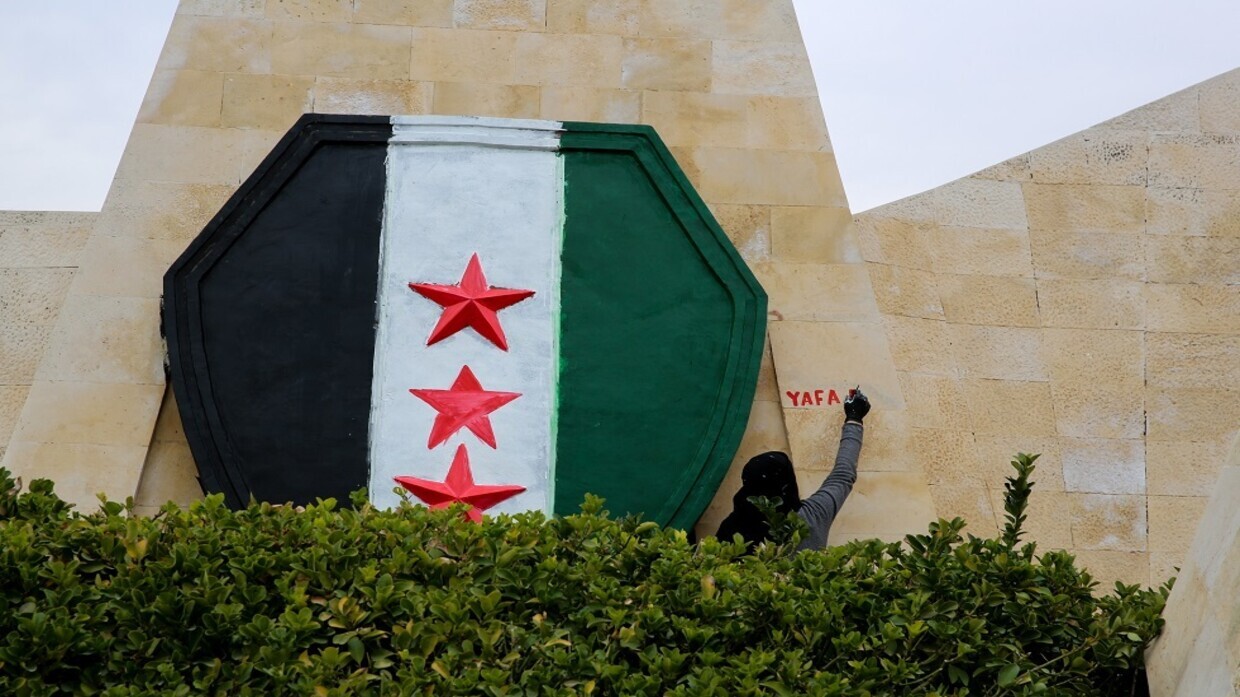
[[715, 451, 800, 549]]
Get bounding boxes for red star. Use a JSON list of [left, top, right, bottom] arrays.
[[409, 253, 535, 351], [395, 444, 526, 522], [410, 365, 521, 449]]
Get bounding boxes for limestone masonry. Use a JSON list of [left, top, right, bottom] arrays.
[[0, 3, 1236, 693]]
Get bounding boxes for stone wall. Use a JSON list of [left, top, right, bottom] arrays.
[[2, 0, 936, 539], [0, 211, 93, 481], [854, 69, 1240, 588]]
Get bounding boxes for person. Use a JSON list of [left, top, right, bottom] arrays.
[[715, 387, 870, 551]]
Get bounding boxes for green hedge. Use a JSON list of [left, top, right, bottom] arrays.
[[0, 455, 1166, 696]]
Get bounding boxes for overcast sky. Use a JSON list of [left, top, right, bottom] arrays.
[[1, 1, 1238, 213]]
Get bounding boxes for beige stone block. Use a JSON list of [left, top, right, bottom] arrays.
[[1028, 130, 1149, 186], [95, 180, 236, 243], [746, 96, 829, 151], [868, 264, 943, 320], [753, 262, 878, 323], [949, 325, 1046, 381], [880, 315, 956, 376], [853, 216, 934, 271], [313, 77, 433, 114], [1146, 235, 1240, 285], [1051, 384, 1145, 440], [1, 441, 150, 510], [113, 125, 255, 186], [1148, 551, 1184, 586], [161, 16, 273, 74], [265, 0, 351, 21], [352, 0, 453, 26], [973, 435, 1063, 491], [538, 86, 639, 123], [827, 471, 936, 540], [971, 153, 1031, 182], [410, 27, 519, 83], [1061, 437, 1145, 495], [914, 427, 982, 486], [1043, 328, 1144, 391], [1148, 495, 1209, 553], [272, 21, 412, 80], [1148, 133, 1240, 190], [707, 204, 770, 263], [930, 483, 999, 534], [135, 440, 204, 509], [1190, 464, 1240, 588], [137, 70, 224, 128], [453, 0, 545, 30], [547, 0, 639, 35], [710, 40, 816, 97], [937, 274, 1038, 327], [0, 226, 89, 270], [512, 32, 624, 87], [1100, 86, 1200, 132], [898, 372, 969, 431], [876, 178, 1028, 231], [635, 0, 722, 39], [1146, 568, 1208, 693], [432, 82, 540, 118], [221, 73, 314, 130], [1146, 387, 1240, 442], [1072, 550, 1149, 591], [1147, 440, 1228, 497], [0, 268, 75, 325], [719, 0, 800, 41], [0, 323, 56, 386], [621, 38, 710, 91], [678, 148, 846, 207], [34, 296, 164, 386], [1069, 493, 1147, 551], [784, 408, 917, 474], [0, 385, 30, 443], [769, 320, 904, 410], [1028, 228, 1144, 280], [1023, 183, 1144, 233], [770, 207, 858, 264], [1146, 283, 1240, 333], [754, 337, 780, 403], [639, 91, 748, 147], [179, 0, 267, 18], [150, 388, 187, 443], [1036, 278, 1144, 330], [12, 382, 162, 448], [1198, 70, 1240, 134], [964, 379, 1057, 437], [1147, 333, 1240, 390], [927, 226, 1034, 278], [984, 483, 1074, 550], [68, 236, 187, 300], [1145, 186, 1240, 237]]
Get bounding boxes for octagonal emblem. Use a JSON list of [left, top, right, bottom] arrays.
[[164, 115, 766, 527]]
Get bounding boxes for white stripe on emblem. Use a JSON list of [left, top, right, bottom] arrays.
[[368, 116, 564, 515]]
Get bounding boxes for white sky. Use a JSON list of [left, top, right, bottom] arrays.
[[1, 1, 1238, 213]]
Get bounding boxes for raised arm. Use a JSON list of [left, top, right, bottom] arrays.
[[796, 388, 870, 550]]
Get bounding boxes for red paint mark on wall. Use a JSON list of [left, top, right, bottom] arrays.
[[784, 389, 846, 407]]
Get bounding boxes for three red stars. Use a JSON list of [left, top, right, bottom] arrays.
[[395, 444, 526, 522], [410, 365, 520, 449], [409, 254, 535, 351]]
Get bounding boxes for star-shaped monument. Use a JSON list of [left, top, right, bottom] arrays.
[[409, 253, 536, 351], [410, 365, 521, 449], [394, 444, 526, 522]]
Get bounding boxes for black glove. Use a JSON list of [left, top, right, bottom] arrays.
[[844, 386, 870, 424]]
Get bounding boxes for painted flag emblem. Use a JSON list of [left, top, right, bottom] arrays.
[[165, 115, 765, 528]]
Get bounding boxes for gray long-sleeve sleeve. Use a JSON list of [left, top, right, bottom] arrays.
[[795, 421, 863, 550]]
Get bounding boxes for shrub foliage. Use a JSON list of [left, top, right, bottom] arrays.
[[0, 455, 1166, 696]]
